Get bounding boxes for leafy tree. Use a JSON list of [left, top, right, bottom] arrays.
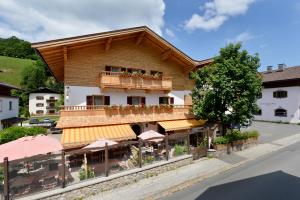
[[191, 43, 262, 135]]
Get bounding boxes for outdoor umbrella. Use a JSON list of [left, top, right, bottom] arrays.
[[0, 135, 63, 162], [83, 138, 118, 149], [138, 130, 165, 142]]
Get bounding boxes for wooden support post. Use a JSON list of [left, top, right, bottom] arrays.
[[105, 143, 109, 177], [165, 132, 169, 161], [3, 157, 9, 200], [187, 130, 190, 154], [138, 139, 142, 168], [61, 150, 66, 188], [206, 128, 210, 149], [84, 153, 88, 179]]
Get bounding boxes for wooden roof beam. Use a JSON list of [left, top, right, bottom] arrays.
[[162, 49, 172, 61], [105, 37, 113, 51], [63, 46, 68, 64], [135, 32, 145, 45]]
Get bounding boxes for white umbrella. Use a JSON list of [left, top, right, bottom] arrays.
[[138, 130, 165, 142], [84, 138, 118, 149]]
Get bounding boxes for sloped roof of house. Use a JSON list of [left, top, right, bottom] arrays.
[[261, 65, 300, 83], [32, 26, 212, 82], [0, 82, 20, 90]]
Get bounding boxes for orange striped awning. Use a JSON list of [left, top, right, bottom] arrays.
[[158, 119, 207, 132], [61, 124, 136, 148]]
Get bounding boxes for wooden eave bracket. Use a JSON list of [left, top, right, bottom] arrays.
[[162, 49, 172, 61], [136, 32, 145, 45], [105, 37, 113, 51]]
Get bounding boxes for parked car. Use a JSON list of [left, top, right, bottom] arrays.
[[29, 118, 39, 124], [50, 127, 62, 134], [42, 118, 53, 123]]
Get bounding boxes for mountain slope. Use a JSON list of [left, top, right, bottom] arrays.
[[0, 55, 35, 87]]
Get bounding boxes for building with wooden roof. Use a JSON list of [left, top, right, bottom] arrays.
[[255, 64, 300, 123], [32, 26, 211, 149]]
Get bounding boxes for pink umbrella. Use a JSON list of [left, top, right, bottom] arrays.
[[84, 138, 118, 149], [138, 130, 165, 142], [0, 135, 63, 162]]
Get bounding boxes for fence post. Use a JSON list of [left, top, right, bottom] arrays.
[[105, 143, 109, 177], [138, 139, 142, 168], [61, 150, 66, 188], [165, 132, 169, 161], [3, 157, 9, 200], [187, 130, 190, 154]]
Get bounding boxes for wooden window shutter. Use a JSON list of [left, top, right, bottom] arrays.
[[159, 97, 163, 104], [170, 97, 174, 105], [105, 66, 111, 71], [127, 96, 132, 105], [141, 70, 146, 74], [141, 97, 146, 105], [121, 68, 126, 72], [104, 96, 110, 105], [128, 68, 132, 73], [86, 96, 93, 106]]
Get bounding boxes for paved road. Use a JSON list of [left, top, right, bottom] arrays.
[[243, 121, 300, 143], [163, 141, 300, 200]]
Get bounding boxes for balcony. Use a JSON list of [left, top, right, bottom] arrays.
[[99, 71, 172, 91], [57, 105, 193, 128]]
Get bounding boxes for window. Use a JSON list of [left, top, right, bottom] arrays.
[[150, 70, 163, 76], [36, 96, 44, 100], [254, 108, 262, 116], [274, 108, 287, 117], [0, 100, 2, 112], [159, 97, 174, 105], [86, 95, 110, 106], [49, 96, 55, 100], [127, 96, 146, 105], [273, 90, 287, 98], [9, 101, 12, 111], [36, 103, 44, 107], [36, 110, 44, 114]]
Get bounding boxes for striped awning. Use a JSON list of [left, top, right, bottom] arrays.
[[61, 124, 136, 148], [158, 119, 207, 132]]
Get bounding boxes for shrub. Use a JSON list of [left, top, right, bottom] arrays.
[[213, 136, 230, 145], [174, 144, 187, 156], [0, 126, 47, 144], [226, 130, 248, 142], [245, 130, 259, 138], [79, 166, 95, 180]]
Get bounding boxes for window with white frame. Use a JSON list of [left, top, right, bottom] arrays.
[[274, 108, 287, 117], [273, 90, 287, 98]]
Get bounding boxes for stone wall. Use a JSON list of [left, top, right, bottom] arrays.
[[29, 155, 192, 200]]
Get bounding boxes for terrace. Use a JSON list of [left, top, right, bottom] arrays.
[[99, 71, 172, 92]]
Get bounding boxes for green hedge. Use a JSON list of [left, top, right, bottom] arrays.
[[213, 130, 259, 145], [0, 126, 47, 144]]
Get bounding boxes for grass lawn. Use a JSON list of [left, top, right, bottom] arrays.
[[23, 115, 60, 123], [0, 55, 35, 87]]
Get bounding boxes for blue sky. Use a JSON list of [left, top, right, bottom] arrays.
[[0, 0, 299, 71]]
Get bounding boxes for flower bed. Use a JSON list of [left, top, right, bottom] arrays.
[[213, 130, 259, 154]]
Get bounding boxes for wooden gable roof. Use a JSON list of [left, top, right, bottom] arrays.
[[32, 26, 211, 82]]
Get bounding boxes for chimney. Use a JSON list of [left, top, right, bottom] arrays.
[[267, 66, 273, 73], [277, 63, 286, 71]]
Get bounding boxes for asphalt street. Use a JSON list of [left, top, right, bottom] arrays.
[[163, 140, 300, 200]]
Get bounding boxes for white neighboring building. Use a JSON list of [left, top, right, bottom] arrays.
[[255, 64, 300, 123], [0, 82, 21, 130], [29, 88, 61, 115]]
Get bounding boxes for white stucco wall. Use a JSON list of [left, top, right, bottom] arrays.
[[0, 96, 19, 130], [255, 86, 300, 123], [29, 93, 60, 115], [65, 85, 191, 106]]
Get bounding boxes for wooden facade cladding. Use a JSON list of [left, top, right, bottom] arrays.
[[99, 71, 172, 91], [57, 105, 194, 128]]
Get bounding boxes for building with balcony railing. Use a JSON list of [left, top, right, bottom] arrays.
[[32, 26, 212, 149]]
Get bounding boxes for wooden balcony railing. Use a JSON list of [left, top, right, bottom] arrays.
[[57, 105, 194, 128], [99, 71, 172, 91]]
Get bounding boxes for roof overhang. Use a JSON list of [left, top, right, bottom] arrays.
[[32, 26, 208, 82]]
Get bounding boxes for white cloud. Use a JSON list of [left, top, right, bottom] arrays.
[[165, 28, 175, 38], [184, 0, 255, 31], [0, 0, 165, 42], [226, 32, 254, 43]]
